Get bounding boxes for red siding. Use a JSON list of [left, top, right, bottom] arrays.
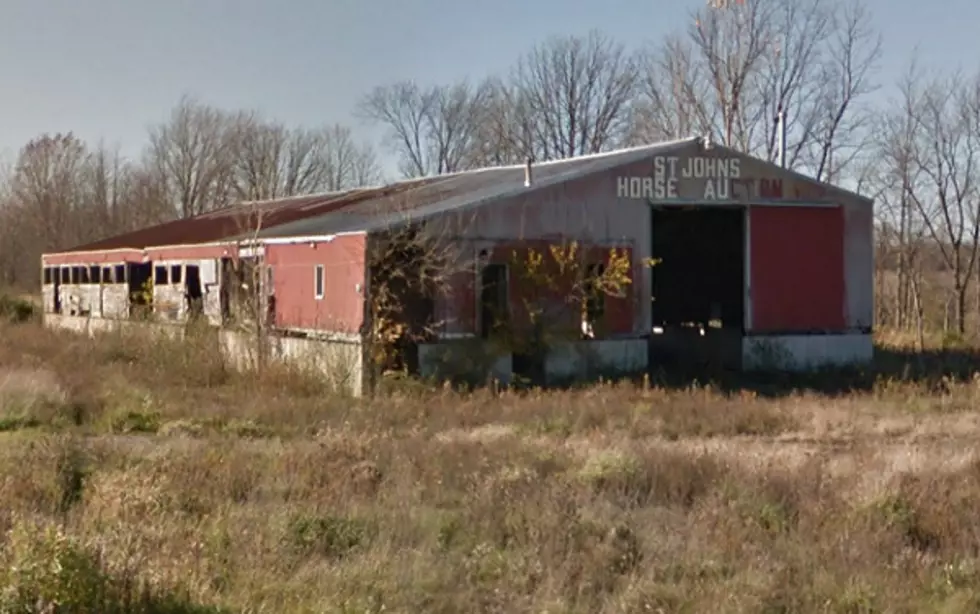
[[265, 236, 367, 334], [750, 206, 846, 332], [467, 241, 634, 337]]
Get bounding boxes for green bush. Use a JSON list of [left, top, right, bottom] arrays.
[[285, 513, 374, 560], [0, 519, 225, 613], [0, 294, 37, 323]]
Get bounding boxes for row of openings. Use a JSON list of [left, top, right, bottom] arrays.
[[42, 264, 188, 286], [43, 265, 126, 285]]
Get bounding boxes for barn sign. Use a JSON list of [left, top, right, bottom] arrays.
[[617, 155, 742, 201]]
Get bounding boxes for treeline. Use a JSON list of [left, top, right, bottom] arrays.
[[2, 0, 979, 338]]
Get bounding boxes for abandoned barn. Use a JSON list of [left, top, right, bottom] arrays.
[[41, 136, 874, 393]]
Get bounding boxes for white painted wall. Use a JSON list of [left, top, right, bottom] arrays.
[[843, 202, 874, 330]]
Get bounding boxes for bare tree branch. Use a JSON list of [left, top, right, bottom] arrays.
[[511, 30, 641, 159], [145, 95, 243, 218]]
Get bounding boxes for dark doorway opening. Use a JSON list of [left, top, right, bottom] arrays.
[[127, 262, 152, 318], [650, 206, 745, 370], [53, 271, 62, 314], [185, 265, 203, 319], [479, 263, 508, 339]]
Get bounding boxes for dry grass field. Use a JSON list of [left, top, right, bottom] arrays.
[[3, 299, 980, 612]]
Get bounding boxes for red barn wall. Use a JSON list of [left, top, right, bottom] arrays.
[[265, 235, 366, 334], [749, 205, 846, 332], [441, 241, 634, 337]]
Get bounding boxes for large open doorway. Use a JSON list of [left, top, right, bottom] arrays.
[[127, 262, 152, 318], [649, 206, 745, 370]]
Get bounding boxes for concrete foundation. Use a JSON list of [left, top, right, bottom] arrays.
[[418, 337, 648, 385], [742, 333, 873, 370]]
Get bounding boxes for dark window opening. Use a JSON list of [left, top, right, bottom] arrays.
[[171, 265, 182, 284], [314, 265, 324, 299], [479, 263, 508, 339], [90, 266, 101, 284], [154, 266, 168, 285], [61, 268, 70, 283], [114, 265, 126, 283], [43, 268, 52, 285], [102, 267, 112, 283]]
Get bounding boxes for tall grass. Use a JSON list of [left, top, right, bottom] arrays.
[[2, 317, 980, 611]]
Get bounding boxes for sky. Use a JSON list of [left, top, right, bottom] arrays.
[[0, 0, 973, 176]]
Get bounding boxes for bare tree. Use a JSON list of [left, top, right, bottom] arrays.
[[231, 120, 380, 200], [904, 71, 980, 335], [629, 35, 712, 145], [359, 80, 487, 177], [321, 124, 382, 190], [686, 0, 775, 151], [10, 133, 90, 251], [82, 144, 175, 237], [868, 60, 928, 333], [806, 0, 882, 182], [465, 77, 537, 167], [511, 30, 640, 160], [145, 95, 244, 218], [636, 0, 880, 182]]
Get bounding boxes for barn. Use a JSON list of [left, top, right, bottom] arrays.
[[40, 136, 874, 393]]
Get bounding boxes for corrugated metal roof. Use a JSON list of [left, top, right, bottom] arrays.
[[59, 136, 873, 252], [66, 178, 439, 251], [252, 138, 701, 240]]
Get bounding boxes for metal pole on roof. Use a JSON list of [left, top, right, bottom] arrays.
[[776, 105, 786, 168]]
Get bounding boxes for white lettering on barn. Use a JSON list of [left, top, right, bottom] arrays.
[[616, 155, 741, 201]]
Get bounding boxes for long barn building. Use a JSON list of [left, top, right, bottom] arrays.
[[41, 137, 874, 393]]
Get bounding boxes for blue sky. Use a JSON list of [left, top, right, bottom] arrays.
[[0, 0, 970, 173]]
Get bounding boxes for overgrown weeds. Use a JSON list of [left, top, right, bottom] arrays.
[[1, 318, 980, 611]]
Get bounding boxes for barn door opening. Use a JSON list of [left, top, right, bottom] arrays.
[[649, 206, 744, 369], [479, 263, 508, 339], [127, 262, 152, 318]]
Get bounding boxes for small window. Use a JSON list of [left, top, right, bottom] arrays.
[[114, 265, 126, 283], [43, 268, 52, 285], [102, 266, 112, 283], [314, 264, 324, 300], [171, 265, 182, 284], [61, 268, 70, 283], [90, 266, 101, 284], [154, 266, 168, 285], [70, 266, 81, 283]]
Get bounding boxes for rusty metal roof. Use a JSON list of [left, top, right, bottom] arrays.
[[254, 137, 706, 240], [66, 178, 439, 252], [64, 136, 751, 252]]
